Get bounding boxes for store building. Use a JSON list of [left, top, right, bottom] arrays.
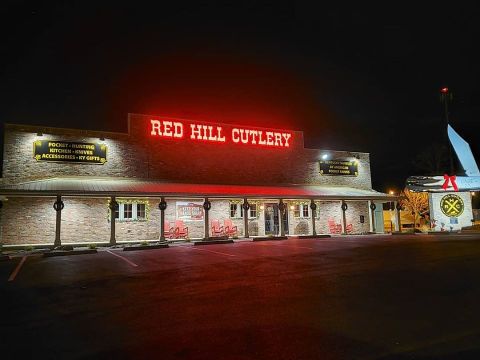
[[0, 114, 396, 246]]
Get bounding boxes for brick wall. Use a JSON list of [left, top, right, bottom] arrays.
[[345, 201, 371, 234], [3, 115, 372, 189], [0, 197, 56, 244], [0, 197, 372, 245]]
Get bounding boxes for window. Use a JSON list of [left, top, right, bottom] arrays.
[[230, 203, 241, 218], [294, 204, 309, 218], [124, 203, 133, 219], [302, 205, 309, 217], [137, 203, 146, 220], [112, 201, 148, 221], [230, 202, 257, 218], [249, 204, 257, 218]]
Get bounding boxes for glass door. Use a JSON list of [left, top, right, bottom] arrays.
[[264, 203, 279, 235]]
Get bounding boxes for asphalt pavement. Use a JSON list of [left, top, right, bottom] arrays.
[[2, 234, 480, 359]]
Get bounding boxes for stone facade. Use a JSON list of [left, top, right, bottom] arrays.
[[0, 114, 383, 245], [0, 197, 370, 245], [2, 115, 371, 189]]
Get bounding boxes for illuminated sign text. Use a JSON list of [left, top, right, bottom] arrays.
[[150, 119, 292, 148]]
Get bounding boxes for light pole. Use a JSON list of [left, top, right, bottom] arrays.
[[440, 87, 454, 174]]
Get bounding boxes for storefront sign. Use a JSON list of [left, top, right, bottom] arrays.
[[150, 119, 292, 148], [33, 140, 107, 164], [176, 201, 204, 221], [440, 194, 464, 217], [319, 160, 358, 176]]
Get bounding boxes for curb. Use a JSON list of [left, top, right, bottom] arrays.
[[44, 249, 98, 257], [297, 234, 331, 239], [427, 231, 460, 235], [194, 239, 234, 246], [123, 244, 169, 251], [253, 236, 288, 242]]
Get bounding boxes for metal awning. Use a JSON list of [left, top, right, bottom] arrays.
[[0, 177, 395, 200]]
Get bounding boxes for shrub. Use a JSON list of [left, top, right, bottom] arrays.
[[24, 245, 34, 251], [140, 240, 149, 246], [88, 244, 97, 250]]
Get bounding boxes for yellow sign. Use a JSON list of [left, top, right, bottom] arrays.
[[440, 194, 464, 217]]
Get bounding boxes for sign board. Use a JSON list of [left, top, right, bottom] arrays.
[[33, 140, 107, 164], [319, 160, 358, 176], [440, 194, 464, 217], [149, 118, 293, 149], [429, 192, 472, 231], [176, 201, 204, 221]]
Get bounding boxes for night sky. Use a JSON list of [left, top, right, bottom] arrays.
[[2, 2, 479, 191]]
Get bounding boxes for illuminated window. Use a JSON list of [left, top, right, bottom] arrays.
[[294, 204, 309, 218], [112, 201, 148, 221]]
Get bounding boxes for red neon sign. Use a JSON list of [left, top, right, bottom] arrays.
[[150, 119, 292, 148]]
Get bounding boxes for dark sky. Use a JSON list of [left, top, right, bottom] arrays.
[[2, 1, 480, 191]]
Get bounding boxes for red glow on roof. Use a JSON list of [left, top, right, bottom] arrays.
[[107, 52, 329, 131], [441, 87, 449, 94]]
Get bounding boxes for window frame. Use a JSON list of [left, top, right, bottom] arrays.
[[293, 204, 310, 218], [113, 201, 148, 221]]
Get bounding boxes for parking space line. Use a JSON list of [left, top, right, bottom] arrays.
[[191, 247, 236, 257], [8, 256, 27, 282], [106, 250, 138, 267]]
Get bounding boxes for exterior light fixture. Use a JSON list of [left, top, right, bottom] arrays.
[[471, 192, 476, 196], [441, 87, 449, 94], [389, 190, 394, 195], [322, 154, 328, 160], [290, 205, 295, 210], [260, 205, 265, 210]]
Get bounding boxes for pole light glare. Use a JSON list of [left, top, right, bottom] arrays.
[[389, 190, 394, 195], [322, 154, 328, 160]]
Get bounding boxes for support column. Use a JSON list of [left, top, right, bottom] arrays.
[[310, 200, 317, 236], [109, 196, 117, 246], [53, 195, 64, 248], [278, 199, 285, 237], [369, 201, 376, 233], [341, 201, 348, 235], [394, 201, 401, 232], [242, 198, 249, 238], [159, 197, 167, 242], [203, 198, 211, 240]]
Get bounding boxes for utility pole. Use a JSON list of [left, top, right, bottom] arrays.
[[440, 87, 454, 174]]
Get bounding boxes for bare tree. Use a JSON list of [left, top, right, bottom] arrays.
[[412, 143, 450, 175], [400, 188, 429, 232]]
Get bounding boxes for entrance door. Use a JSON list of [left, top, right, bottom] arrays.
[[374, 202, 384, 233], [264, 203, 289, 235], [264, 203, 279, 235]]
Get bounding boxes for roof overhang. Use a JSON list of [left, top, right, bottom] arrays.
[[0, 177, 397, 201]]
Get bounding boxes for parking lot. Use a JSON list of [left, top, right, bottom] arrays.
[[2, 234, 480, 359]]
